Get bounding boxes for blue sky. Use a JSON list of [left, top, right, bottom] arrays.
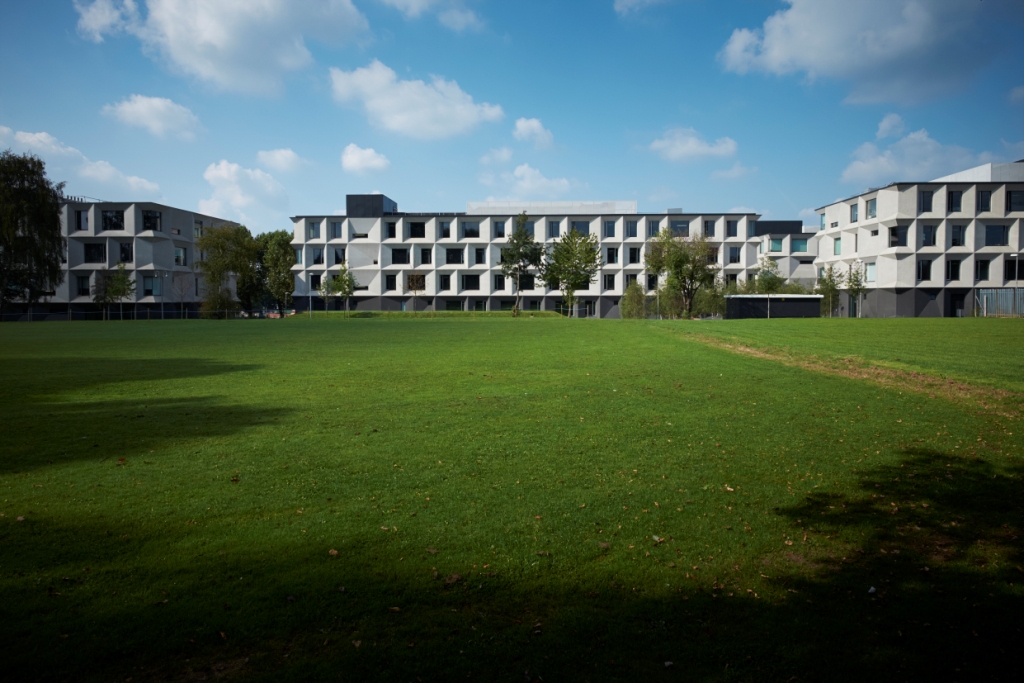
[[1, 0, 1022, 232]]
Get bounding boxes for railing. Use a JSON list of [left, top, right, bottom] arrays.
[[975, 288, 1023, 317]]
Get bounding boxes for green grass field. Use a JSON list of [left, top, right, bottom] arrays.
[[1, 317, 1021, 682]]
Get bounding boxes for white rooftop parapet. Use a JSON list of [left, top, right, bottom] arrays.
[[930, 161, 1024, 183], [465, 200, 639, 215]]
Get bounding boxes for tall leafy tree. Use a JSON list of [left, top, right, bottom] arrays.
[[845, 262, 868, 318], [103, 262, 135, 320], [332, 263, 357, 316], [619, 278, 647, 319], [405, 271, 426, 313], [0, 151, 66, 316], [196, 224, 256, 318], [815, 263, 845, 317], [499, 212, 542, 316], [262, 230, 296, 315], [540, 225, 602, 317], [645, 229, 718, 317]]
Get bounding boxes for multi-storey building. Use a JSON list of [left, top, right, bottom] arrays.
[[814, 161, 1024, 317], [51, 199, 235, 317], [290, 195, 813, 318]]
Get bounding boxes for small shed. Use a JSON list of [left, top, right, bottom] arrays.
[[725, 294, 823, 319]]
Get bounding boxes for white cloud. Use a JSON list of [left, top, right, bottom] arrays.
[[378, 0, 437, 17], [510, 164, 571, 198], [257, 148, 304, 172], [73, 0, 368, 95], [378, 0, 482, 31], [719, 0, 991, 104], [1, 126, 159, 196], [512, 118, 554, 148], [438, 8, 483, 31], [711, 161, 757, 180], [841, 128, 993, 186], [102, 94, 200, 139], [614, 0, 668, 15], [650, 128, 737, 162], [330, 60, 503, 139], [341, 144, 390, 173], [1010, 86, 1024, 103], [199, 160, 287, 228], [876, 113, 905, 140], [480, 147, 513, 165]]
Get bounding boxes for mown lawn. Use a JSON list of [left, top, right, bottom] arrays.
[[1, 317, 1020, 682]]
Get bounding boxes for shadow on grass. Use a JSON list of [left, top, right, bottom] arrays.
[[1, 449, 1019, 682]]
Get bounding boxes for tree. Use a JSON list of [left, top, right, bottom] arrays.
[[692, 276, 727, 318], [0, 151, 66, 317], [406, 271, 426, 313], [262, 230, 296, 315], [619, 278, 647, 319], [752, 255, 785, 294], [499, 212, 543, 316], [196, 224, 256, 318], [815, 263, 845, 317], [539, 226, 602, 317], [170, 273, 192, 318], [95, 262, 135, 320], [645, 229, 718, 318], [332, 262, 357, 316], [846, 262, 867, 318]]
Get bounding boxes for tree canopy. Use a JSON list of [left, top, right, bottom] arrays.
[[261, 230, 296, 314], [539, 226, 601, 317], [196, 224, 256, 318], [645, 229, 718, 318], [499, 212, 542, 316]]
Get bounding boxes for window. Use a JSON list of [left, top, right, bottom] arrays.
[[446, 248, 464, 265], [646, 273, 658, 291], [628, 247, 641, 264], [410, 222, 426, 239], [492, 220, 505, 239], [850, 204, 859, 222], [865, 262, 876, 282], [820, 214, 826, 230], [571, 220, 590, 235], [1005, 259, 1019, 281], [671, 221, 689, 237], [84, 243, 105, 263], [871, 229, 879, 236], [474, 248, 486, 265], [728, 246, 741, 264], [889, 226, 908, 247], [866, 198, 877, 219], [384, 274, 396, 291], [770, 238, 783, 253], [102, 210, 124, 231], [494, 274, 505, 290], [626, 221, 638, 238], [706, 248, 718, 265], [420, 248, 431, 265], [975, 259, 990, 281], [947, 190, 962, 212], [308, 222, 320, 239], [438, 274, 451, 291], [916, 259, 932, 282], [950, 225, 966, 247], [647, 220, 660, 238], [833, 237, 841, 255], [985, 225, 1009, 246], [119, 242, 133, 262], [726, 220, 738, 238], [977, 190, 991, 212], [1007, 191, 1024, 212], [726, 273, 738, 284], [519, 274, 535, 290], [142, 276, 161, 296], [474, 300, 486, 312], [462, 222, 480, 238], [294, 248, 302, 265], [313, 248, 324, 265], [462, 274, 480, 290], [174, 247, 187, 266], [445, 300, 463, 311], [548, 221, 560, 239], [75, 210, 88, 231], [330, 222, 343, 239], [194, 221, 203, 239], [792, 238, 808, 253], [946, 259, 961, 281], [334, 248, 346, 264], [921, 225, 937, 247], [918, 190, 933, 213], [76, 276, 90, 297], [523, 221, 535, 239], [625, 273, 637, 287], [439, 221, 451, 238], [386, 222, 396, 239], [599, 273, 614, 290], [749, 221, 758, 238], [603, 221, 615, 238], [392, 248, 409, 265], [607, 247, 618, 264]]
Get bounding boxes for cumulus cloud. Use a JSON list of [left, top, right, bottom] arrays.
[[341, 144, 390, 173], [1010, 86, 1024, 103], [480, 147, 513, 165], [510, 164, 571, 198], [876, 113, 905, 140], [614, 0, 668, 15], [73, 0, 368, 95], [257, 148, 304, 172], [378, 0, 437, 16], [649, 128, 737, 162], [719, 0, 993, 104], [199, 160, 287, 228], [841, 126, 993, 186], [512, 118, 554, 148], [1, 126, 159, 196], [378, 0, 482, 31], [330, 60, 503, 139], [711, 161, 757, 180], [102, 94, 200, 139]]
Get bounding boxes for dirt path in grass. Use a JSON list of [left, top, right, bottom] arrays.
[[683, 333, 1023, 419]]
